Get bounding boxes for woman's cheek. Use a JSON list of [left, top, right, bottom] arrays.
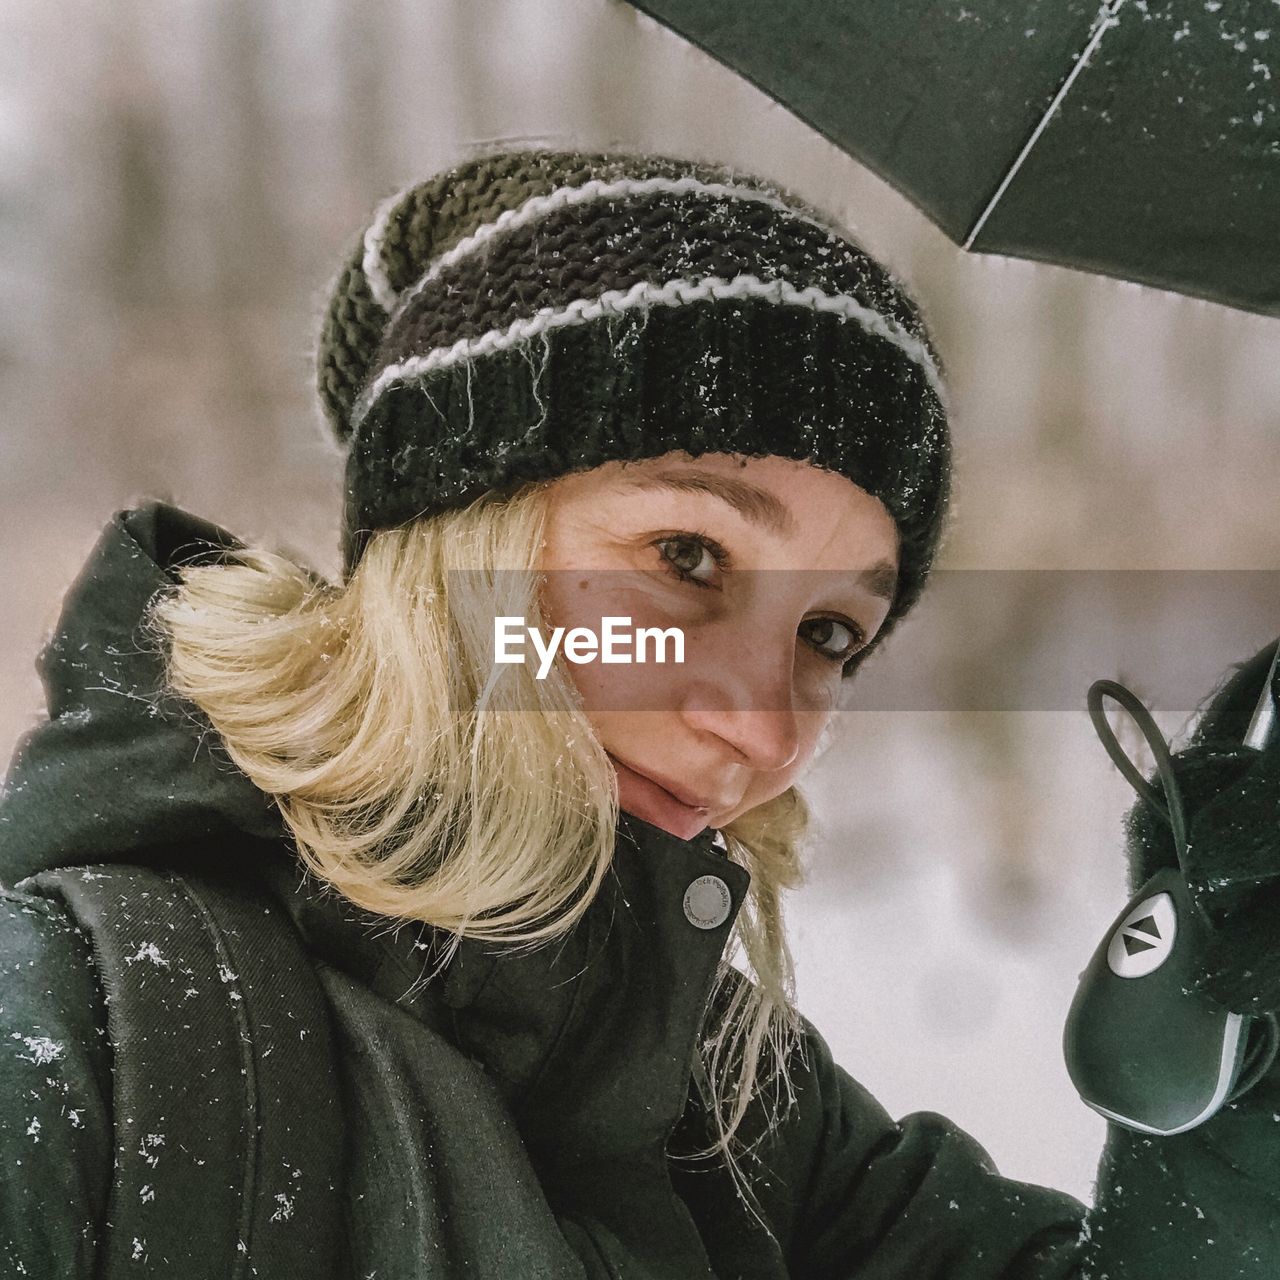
[[793, 658, 846, 717]]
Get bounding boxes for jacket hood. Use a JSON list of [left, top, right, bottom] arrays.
[[0, 501, 292, 886], [0, 502, 750, 1161]]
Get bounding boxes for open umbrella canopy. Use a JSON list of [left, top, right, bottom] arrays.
[[627, 0, 1280, 317]]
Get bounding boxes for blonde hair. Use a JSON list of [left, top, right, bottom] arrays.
[[144, 480, 810, 1227]]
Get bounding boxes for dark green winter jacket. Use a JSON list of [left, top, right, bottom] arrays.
[[1, 501, 1278, 1278]]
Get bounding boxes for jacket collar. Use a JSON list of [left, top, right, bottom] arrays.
[[323, 810, 752, 1161]]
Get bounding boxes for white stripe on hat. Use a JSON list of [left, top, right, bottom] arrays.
[[364, 174, 849, 323], [349, 272, 946, 431], [362, 189, 411, 313]]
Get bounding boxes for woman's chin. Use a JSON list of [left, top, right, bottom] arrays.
[[607, 754, 712, 842], [620, 801, 710, 842]]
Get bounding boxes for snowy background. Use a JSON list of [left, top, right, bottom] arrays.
[[3, 0, 1280, 1204]]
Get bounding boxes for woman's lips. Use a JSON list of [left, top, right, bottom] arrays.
[[606, 753, 713, 841]]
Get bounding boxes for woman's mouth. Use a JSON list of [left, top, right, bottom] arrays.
[[605, 753, 714, 841]]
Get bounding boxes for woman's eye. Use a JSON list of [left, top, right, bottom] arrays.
[[655, 533, 726, 587], [656, 535, 866, 663], [801, 617, 866, 664]]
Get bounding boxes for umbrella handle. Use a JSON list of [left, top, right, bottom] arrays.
[[1063, 642, 1280, 1135]]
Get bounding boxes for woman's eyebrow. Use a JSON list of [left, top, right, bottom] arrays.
[[616, 468, 898, 600], [857, 561, 898, 602], [617, 469, 797, 536]]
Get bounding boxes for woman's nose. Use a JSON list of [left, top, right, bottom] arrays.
[[677, 645, 804, 773]]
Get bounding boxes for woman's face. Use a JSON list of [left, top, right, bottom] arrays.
[[537, 451, 900, 840]]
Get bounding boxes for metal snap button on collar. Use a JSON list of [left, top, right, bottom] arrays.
[[683, 874, 732, 930]]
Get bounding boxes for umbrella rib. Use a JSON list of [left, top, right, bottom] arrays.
[[963, 0, 1128, 250]]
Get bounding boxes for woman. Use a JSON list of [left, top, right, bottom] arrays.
[[1, 144, 1278, 1279]]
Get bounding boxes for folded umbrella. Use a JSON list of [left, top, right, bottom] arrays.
[[627, 0, 1279, 316]]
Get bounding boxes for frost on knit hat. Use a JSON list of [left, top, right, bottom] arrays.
[[314, 146, 952, 668]]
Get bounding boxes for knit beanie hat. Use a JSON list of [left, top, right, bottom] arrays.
[[314, 146, 951, 669]]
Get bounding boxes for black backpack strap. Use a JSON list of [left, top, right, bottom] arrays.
[[21, 863, 348, 1280]]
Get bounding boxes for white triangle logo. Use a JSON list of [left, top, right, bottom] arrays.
[[1107, 891, 1177, 979]]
